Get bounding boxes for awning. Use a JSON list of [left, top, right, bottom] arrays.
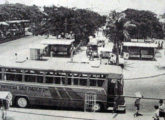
[[30, 44, 47, 49], [41, 39, 75, 45]]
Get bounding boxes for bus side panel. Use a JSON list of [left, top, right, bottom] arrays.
[[0, 82, 107, 109]]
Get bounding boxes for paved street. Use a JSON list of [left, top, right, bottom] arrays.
[[0, 36, 165, 120]]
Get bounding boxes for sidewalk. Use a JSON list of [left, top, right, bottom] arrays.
[[0, 108, 157, 120]]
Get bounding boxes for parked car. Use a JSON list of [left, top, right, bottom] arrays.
[[86, 42, 98, 57]]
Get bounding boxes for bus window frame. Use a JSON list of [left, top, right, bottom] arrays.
[[0, 67, 107, 88]]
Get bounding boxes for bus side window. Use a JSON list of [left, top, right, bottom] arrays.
[[55, 77, 60, 84], [36, 75, 43, 83], [61, 77, 65, 85], [67, 73, 72, 85], [68, 78, 72, 85], [6, 73, 12, 81], [0, 68, 2, 80], [73, 78, 79, 85], [80, 79, 87, 86], [89, 79, 96, 86], [98, 80, 104, 87], [25, 75, 36, 82], [14, 74, 22, 81], [45, 77, 53, 83]]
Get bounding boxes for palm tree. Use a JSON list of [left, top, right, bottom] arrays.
[[104, 11, 136, 65]]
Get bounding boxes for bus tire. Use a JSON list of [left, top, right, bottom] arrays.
[[16, 97, 29, 108], [92, 103, 102, 112]]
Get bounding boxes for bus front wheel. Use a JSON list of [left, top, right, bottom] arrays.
[[92, 103, 102, 112], [16, 97, 28, 108]]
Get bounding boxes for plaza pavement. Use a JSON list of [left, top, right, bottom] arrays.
[[0, 36, 165, 120], [0, 108, 161, 120]]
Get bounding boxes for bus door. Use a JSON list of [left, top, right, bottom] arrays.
[[107, 79, 118, 107]]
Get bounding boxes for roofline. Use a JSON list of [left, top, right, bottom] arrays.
[[0, 65, 122, 75], [123, 42, 157, 48]]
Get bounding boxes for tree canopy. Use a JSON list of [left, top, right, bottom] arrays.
[[0, 4, 106, 44], [0, 3, 44, 21], [35, 6, 106, 44], [123, 9, 164, 39]]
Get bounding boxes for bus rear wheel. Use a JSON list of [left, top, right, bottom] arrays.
[[92, 103, 102, 112], [16, 97, 28, 108]]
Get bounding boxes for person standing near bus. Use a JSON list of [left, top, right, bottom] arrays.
[[1, 100, 8, 120], [134, 97, 143, 117], [159, 99, 165, 120]]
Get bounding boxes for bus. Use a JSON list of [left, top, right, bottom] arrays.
[[0, 20, 30, 41], [0, 61, 125, 112]]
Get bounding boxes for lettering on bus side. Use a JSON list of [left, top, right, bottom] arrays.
[[0, 84, 51, 97], [0, 84, 17, 90]]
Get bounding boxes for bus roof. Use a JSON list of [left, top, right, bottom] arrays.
[[41, 39, 75, 45], [123, 42, 157, 48], [0, 59, 122, 75]]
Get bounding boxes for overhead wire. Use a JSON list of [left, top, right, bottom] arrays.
[[124, 72, 165, 80]]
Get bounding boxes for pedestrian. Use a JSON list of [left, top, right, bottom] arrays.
[[161, 41, 164, 49], [100, 51, 103, 64], [1, 100, 8, 120], [158, 41, 161, 49], [15, 53, 18, 61], [153, 105, 159, 120], [134, 97, 143, 117], [159, 99, 165, 120]]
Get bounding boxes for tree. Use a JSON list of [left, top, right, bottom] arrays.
[[33, 6, 106, 45], [123, 9, 164, 39], [0, 4, 44, 21], [104, 11, 136, 65]]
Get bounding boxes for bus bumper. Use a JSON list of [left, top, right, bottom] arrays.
[[117, 104, 126, 112], [107, 104, 126, 113]]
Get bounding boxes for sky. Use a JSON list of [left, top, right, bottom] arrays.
[[0, 0, 165, 15]]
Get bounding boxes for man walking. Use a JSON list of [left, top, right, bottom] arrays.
[[153, 105, 159, 120], [159, 99, 165, 120]]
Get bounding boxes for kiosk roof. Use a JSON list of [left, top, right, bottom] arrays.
[[123, 42, 157, 48], [41, 39, 75, 45]]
